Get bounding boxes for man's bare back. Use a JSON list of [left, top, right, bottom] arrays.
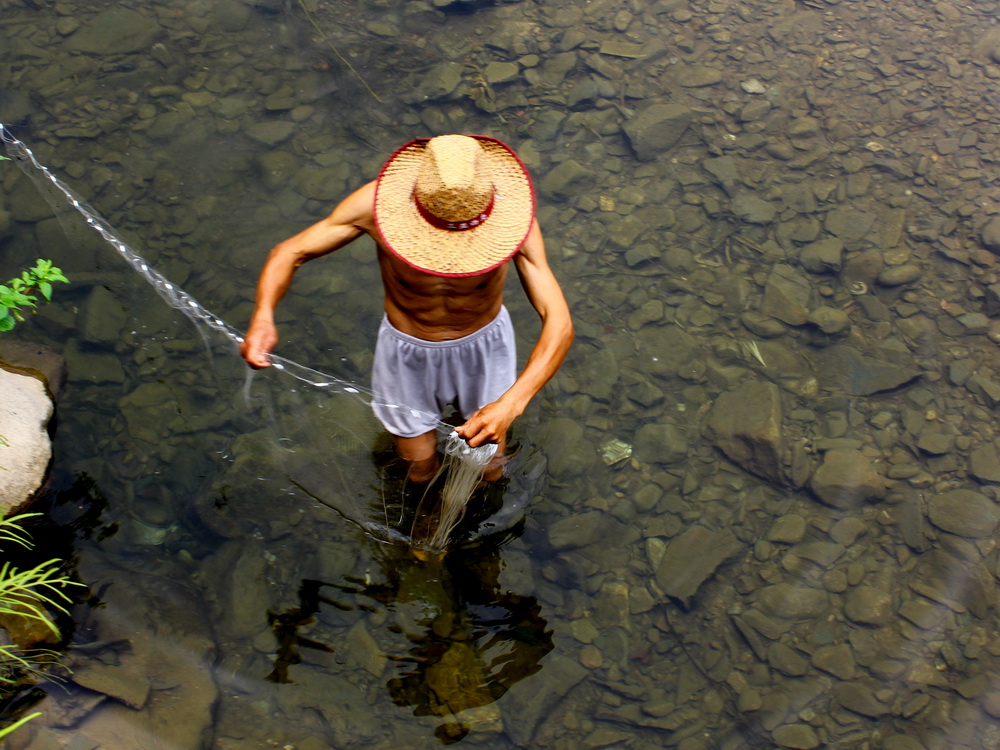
[[241, 141, 572, 472]]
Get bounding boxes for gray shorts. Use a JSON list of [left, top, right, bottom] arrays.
[[371, 306, 517, 438]]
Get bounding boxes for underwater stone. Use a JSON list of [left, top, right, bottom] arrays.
[[731, 193, 775, 224], [654, 525, 742, 603], [758, 583, 829, 620], [814, 345, 920, 396], [538, 159, 591, 200], [969, 444, 1000, 483], [928, 489, 999, 538], [845, 585, 893, 626], [833, 681, 890, 717], [547, 510, 606, 550], [981, 216, 1000, 253], [705, 379, 785, 485], [622, 104, 692, 161], [633, 422, 687, 466], [810, 449, 884, 510], [761, 264, 811, 326], [65, 8, 160, 54], [772, 724, 820, 749]]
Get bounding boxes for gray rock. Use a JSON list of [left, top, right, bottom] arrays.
[[808, 306, 850, 334], [882, 737, 925, 750], [66, 8, 160, 54], [548, 510, 606, 550], [958, 312, 990, 334], [812, 643, 855, 680], [678, 65, 723, 87], [981, 216, 1000, 253], [705, 379, 785, 485], [741, 312, 787, 338], [622, 104, 692, 161], [768, 643, 808, 677], [768, 515, 807, 544], [633, 422, 688, 465], [772, 724, 820, 749], [703, 156, 738, 195], [833, 681, 890, 717], [799, 238, 844, 274], [762, 264, 811, 326], [814, 345, 920, 395], [970, 444, 1000, 483], [928, 489, 999, 538], [0, 368, 52, 515], [731, 192, 776, 224], [504, 654, 588, 746], [71, 660, 151, 709], [810, 449, 884, 509], [845, 585, 893, 626], [80, 286, 128, 345], [739, 99, 771, 122], [758, 583, 829, 619], [985, 283, 1000, 317], [63, 340, 126, 384], [414, 62, 464, 101], [245, 121, 295, 146], [825, 207, 876, 243], [538, 159, 591, 200], [877, 264, 922, 287], [655, 525, 742, 603]]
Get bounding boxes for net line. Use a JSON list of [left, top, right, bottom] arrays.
[[0, 123, 446, 430], [1, 124, 501, 551]]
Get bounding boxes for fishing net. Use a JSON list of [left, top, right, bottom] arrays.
[[0, 125, 537, 556]]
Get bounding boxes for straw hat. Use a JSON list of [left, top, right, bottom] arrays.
[[374, 134, 536, 277]]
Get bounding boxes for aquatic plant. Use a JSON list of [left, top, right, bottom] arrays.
[[0, 258, 69, 333], [0, 513, 82, 738]]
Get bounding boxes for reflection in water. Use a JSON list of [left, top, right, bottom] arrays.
[[266, 524, 552, 745]]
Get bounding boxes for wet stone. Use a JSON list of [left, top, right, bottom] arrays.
[[814, 345, 920, 396], [622, 104, 692, 161], [928, 489, 999, 538], [799, 238, 844, 274], [825, 207, 876, 243], [633, 422, 687, 465], [845, 585, 893, 626], [833, 681, 890, 717], [768, 515, 807, 545], [808, 306, 849, 335], [245, 121, 295, 146], [655, 525, 742, 603], [883, 737, 927, 750], [731, 193, 776, 224], [768, 643, 808, 677], [772, 724, 820, 749], [548, 510, 606, 550], [705, 379, 784, 485], [539, 159, 591, 200], [65, 7, 160, 54], [758, 583, 829, 620], [812, 643, 855, 680], [810, 449, 884, 510], [877, 264, 922, 287], [970, 444, 1000, 483], [761, 264, 811, 326], [981, 216, 1000, 253]]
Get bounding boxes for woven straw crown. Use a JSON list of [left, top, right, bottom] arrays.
[[374, 135, 535, 277]]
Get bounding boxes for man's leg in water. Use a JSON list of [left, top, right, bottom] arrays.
[[395, 430, 439, 484]]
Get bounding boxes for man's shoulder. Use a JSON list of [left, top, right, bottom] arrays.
[[333, 181, 377, 228]]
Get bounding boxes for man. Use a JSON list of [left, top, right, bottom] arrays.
[[241, 134, 573, 483]]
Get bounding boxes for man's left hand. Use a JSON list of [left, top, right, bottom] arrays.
[[455, 399, 522, 448]]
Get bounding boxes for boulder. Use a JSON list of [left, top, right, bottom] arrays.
[[655, 525, 742, 604], [65, 8, 160, 54], [0, 367, 53, 516]]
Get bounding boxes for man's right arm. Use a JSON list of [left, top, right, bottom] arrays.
[[241, 181, 376, 368]]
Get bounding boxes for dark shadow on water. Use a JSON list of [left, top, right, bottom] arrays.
[[264, 489, 552, 745]]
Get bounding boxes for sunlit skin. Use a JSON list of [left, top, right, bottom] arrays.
[[241, 181, 574, 482]]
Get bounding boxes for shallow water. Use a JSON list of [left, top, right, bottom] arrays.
[[3, 0, 1000, 747]]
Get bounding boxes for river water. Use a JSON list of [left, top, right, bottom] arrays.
[[3, 0, 1000, 748]]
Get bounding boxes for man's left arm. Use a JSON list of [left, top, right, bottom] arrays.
[[456, 220, 574, 447]]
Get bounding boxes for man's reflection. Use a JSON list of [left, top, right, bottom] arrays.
[[266, 507, 552, 745]]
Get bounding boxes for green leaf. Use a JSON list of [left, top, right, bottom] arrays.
[[0, 316, 15, 332], [39, 282, 52, 301]]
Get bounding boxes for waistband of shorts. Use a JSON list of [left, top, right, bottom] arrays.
[[379, 306, 511, 349]]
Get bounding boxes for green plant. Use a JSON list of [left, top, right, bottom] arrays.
[[0, 513, 82, 738], [0, 259, 69, 332]]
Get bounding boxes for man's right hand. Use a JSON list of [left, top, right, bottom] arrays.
[[241, 320, 278, 368]]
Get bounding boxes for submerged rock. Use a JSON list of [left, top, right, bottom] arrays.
[[622, 104, 692, 161], [928, 489, 999, 539], [654, 525, 742, 604], [705, 379, 786, 485], [810, 449, 884, 510]]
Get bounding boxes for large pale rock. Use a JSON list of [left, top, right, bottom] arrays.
[[0, 368, 53, 515], [761, 264, 811, 325], [705, 380, 785, 485], [810, 449, 884, 510]]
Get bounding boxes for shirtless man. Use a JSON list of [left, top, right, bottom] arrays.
[[241, 134, 573, 483]]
